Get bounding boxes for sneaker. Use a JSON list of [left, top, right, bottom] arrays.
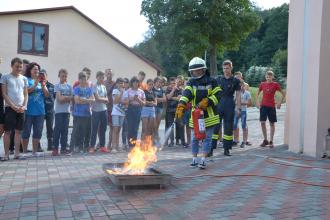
[[99, 147, 110, 153], [269, 141, 274, 148], [52, 149, 59, 156], [240, 142, 245, 148], [260, 140, 269, 147], [168, 143, 174, 147], [1, 156, 10, 161], [111, 149, 118, 153], [190, 162, 198, 167], [88, 148, 95, 153], [245, 141, 252, 146], [62, 149, 72, 156], [32, 152, 43, 157], [198, 162, 206, 169], [13, 155, 23, 160], [232, 141, 238, 146]]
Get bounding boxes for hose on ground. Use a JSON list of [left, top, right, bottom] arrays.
[[173, 156, 330, 188]]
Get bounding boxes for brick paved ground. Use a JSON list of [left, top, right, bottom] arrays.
[[1, 105, 330, 219], [0, 145, 330, 220]]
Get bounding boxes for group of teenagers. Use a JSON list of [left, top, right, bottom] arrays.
[[0, 56, 187, 160], [0, 57, 285, 169]]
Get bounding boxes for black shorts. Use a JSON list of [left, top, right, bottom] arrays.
[[260, 106, 277, 123], [4, 107, 25, 131]]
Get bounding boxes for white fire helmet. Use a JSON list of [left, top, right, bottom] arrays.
[[188, 57, 206, 71]]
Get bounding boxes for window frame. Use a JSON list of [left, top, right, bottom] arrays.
[[17, 20, 49, 57]]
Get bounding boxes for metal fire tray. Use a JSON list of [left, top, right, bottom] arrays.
[[103, 163, 172, 191]]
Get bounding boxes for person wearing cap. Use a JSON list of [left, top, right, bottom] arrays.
[[39, 69, 55, 151], [175, 57, 221, 169]]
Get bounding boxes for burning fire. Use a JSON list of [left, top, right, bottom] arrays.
[[107, 136, 158, 175]]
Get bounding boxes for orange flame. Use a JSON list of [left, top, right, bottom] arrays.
[[107, 136, 157, 175]]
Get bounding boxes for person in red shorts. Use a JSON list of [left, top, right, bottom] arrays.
[[256, 71, 285, 148]]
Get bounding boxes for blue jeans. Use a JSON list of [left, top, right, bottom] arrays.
[[191, 126, 215, 155], [127, 105, 142, 147], [90, 110, 108, 148], [53, 113, 70, 150], [233, 110, 247, 130], [22, 115, 45, 139]]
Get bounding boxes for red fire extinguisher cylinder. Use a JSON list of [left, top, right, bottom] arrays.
[[192, 108, 206, 140]]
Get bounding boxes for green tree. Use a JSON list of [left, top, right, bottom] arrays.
[[133, 32, 162, 67], [141, 0, 260, 75], [223, 3, 289, 72], [271, 49, 287, 77]]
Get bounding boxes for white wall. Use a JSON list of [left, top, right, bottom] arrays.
[[287, 0, 330, 157], [0, 9, 158, 83]]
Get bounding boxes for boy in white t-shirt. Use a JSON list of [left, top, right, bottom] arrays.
[[1, 58, 28, 160], [89, 71, 109, 153]]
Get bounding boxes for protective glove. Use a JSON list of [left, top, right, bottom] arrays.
[[175, 103, 186, 119], [197, 98, 209, 110]]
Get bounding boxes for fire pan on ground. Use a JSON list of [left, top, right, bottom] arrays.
[[103, 163, 172, 191]]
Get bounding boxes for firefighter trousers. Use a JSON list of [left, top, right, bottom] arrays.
[[212, 98, 235, 151]]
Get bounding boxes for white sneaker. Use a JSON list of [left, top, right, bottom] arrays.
[[32, 152, 43, 157], [198, 162, 206, 169]]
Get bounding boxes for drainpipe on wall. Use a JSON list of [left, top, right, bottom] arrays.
[[300, 0, 310, 154]]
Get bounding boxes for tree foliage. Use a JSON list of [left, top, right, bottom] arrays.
[[140, 0, 260, 75], [224, 4, 288, 71], [133, 2, 289, 87]]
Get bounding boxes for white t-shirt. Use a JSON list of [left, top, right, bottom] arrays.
[[123, 88, 145, 106], [92, 84, 107, 112], [111, 88, 126, 116], [0, 73, 28, 107], [239, 90, 251, 111]]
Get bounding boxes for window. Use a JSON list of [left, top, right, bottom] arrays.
[[18, 20, 49, 56]]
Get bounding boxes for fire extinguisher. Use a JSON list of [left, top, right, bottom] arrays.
[[192, 108, 206, 140]]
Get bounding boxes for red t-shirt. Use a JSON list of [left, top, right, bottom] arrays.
[[139, 82, 148, 91], [259, 81, 281, 107]]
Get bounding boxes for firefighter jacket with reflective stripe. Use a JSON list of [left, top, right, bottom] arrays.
[[179, 74, 221, 128]]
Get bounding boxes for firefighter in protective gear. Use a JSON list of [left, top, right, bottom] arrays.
[[177, 57, 221, 169], [212, 60, 241, 156]]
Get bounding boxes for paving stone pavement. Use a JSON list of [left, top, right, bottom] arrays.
[[1, 145, 330, 220], [1, 105, 330, 219]]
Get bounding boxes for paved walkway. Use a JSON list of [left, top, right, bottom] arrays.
[[1, 145, 330, 220], [2, 105, 330, 219]]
